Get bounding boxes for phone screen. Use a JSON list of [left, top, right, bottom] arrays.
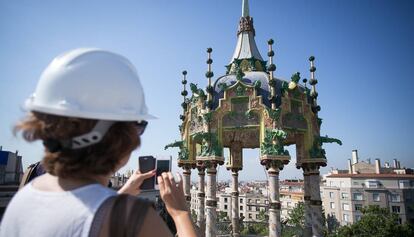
[[139, 156, 156, 190], [156, 160, 170, 184]]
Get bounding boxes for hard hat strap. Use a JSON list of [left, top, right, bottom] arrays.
[[70, 120, 115, 149]]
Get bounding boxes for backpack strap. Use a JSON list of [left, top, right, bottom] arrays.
[[125, 197, 154, 237], [89, 195, 117, 237], [89, 194, 154, 237]]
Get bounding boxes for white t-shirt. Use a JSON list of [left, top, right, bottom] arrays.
[[0, 181, 116, 237]]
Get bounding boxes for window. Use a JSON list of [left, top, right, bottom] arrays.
[[248, 206, 252, 211], [399, 180, 410, 188], [224, 198, 228, 203], [256, 206, 260, 211], [373, 193, 380, 202], [341, 193, 349, 199], [240, 198, 243, 203], [330, 202, 335, 209], [355, 204, 363, 211], [256, 214, 259, 219], [331, 212, 336, 217], [355, 215, 362, 221], [248, 213, 252, 219], [256, 199, 260, 204], [287, 202, 292, 207], [248, 199, 252, 203], [343, 214, 349, 222], [224, 205, 228, 210], [367, 180, 378, 188], [240, 206, 243, 211], [329, 192, 334, 199], [330, 181, 334, 187], [342, 203, 350, 211], [392, 206, 401, 213], [391, 194, 401, 202], [353, 193, 363, 200], [265, 200, 269, 204]]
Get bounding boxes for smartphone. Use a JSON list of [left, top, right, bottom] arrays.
[[156, 159, 171, 185], [139, 156, 156, 190]]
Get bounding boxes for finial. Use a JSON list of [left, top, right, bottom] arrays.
[[242, 0, 250, 17], [205, 48, 214, 111], [267, 38, 277, 110], [180, 70, 188, 121], [309, 56, 321, 113]]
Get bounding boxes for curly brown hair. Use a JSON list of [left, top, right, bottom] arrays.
[[15, 112, 140, 179]]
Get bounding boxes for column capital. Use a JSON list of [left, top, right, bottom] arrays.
[[197, 165, 206, 173], [181, 163, 196, 170], [204, 160, 219, 169], [302, 163, 321, 174], [261, 159, 285, 171], [231, 168, 241, 174]]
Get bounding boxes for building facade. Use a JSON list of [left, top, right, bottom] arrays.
[[321, 150, 414, 226], [0, 147, 23, 185], [190, 180, 304, 222]]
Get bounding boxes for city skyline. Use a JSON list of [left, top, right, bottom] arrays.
[[1, 0, 413, 180]]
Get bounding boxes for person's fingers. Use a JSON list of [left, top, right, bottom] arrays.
[[161, 172, 171, 190], [167, 172, 176, 189], [176, 173, 184, 194], [157, 176, 165, 194], [141, 170, 156, 179], [135, 170, 141, 175]]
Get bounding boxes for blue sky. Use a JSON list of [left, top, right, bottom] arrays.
[[1, 0, 413, 181]]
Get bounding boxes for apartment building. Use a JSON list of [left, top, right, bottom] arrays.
[[190, 180, 304, 222], [0, 147, 23, 185], [321, 150, 414, 225]]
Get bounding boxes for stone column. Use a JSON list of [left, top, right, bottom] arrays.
[[231, 169, 240, 237], [205, 162, 218, 237], [303, 168, 313, 237], [267, 163, 282, 237], [183, 166, 192, 206], [308, 165, 324, 237], [197, 165, 206, 236]]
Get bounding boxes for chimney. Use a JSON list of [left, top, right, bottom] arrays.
[[393, 159, 398, 168], [352, 150, 359, 164], [375, 159, 381, 174], [347, 159, 353, 174]]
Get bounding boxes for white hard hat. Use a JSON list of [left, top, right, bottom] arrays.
[[25, 48, 156, 121]]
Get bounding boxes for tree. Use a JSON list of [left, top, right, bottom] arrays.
[[217, 211, 228, 221], [326, 213, 340, 234], [286, 202, 305, 227], [335, 205, 414, 237], [191, 209, 197, 222]]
